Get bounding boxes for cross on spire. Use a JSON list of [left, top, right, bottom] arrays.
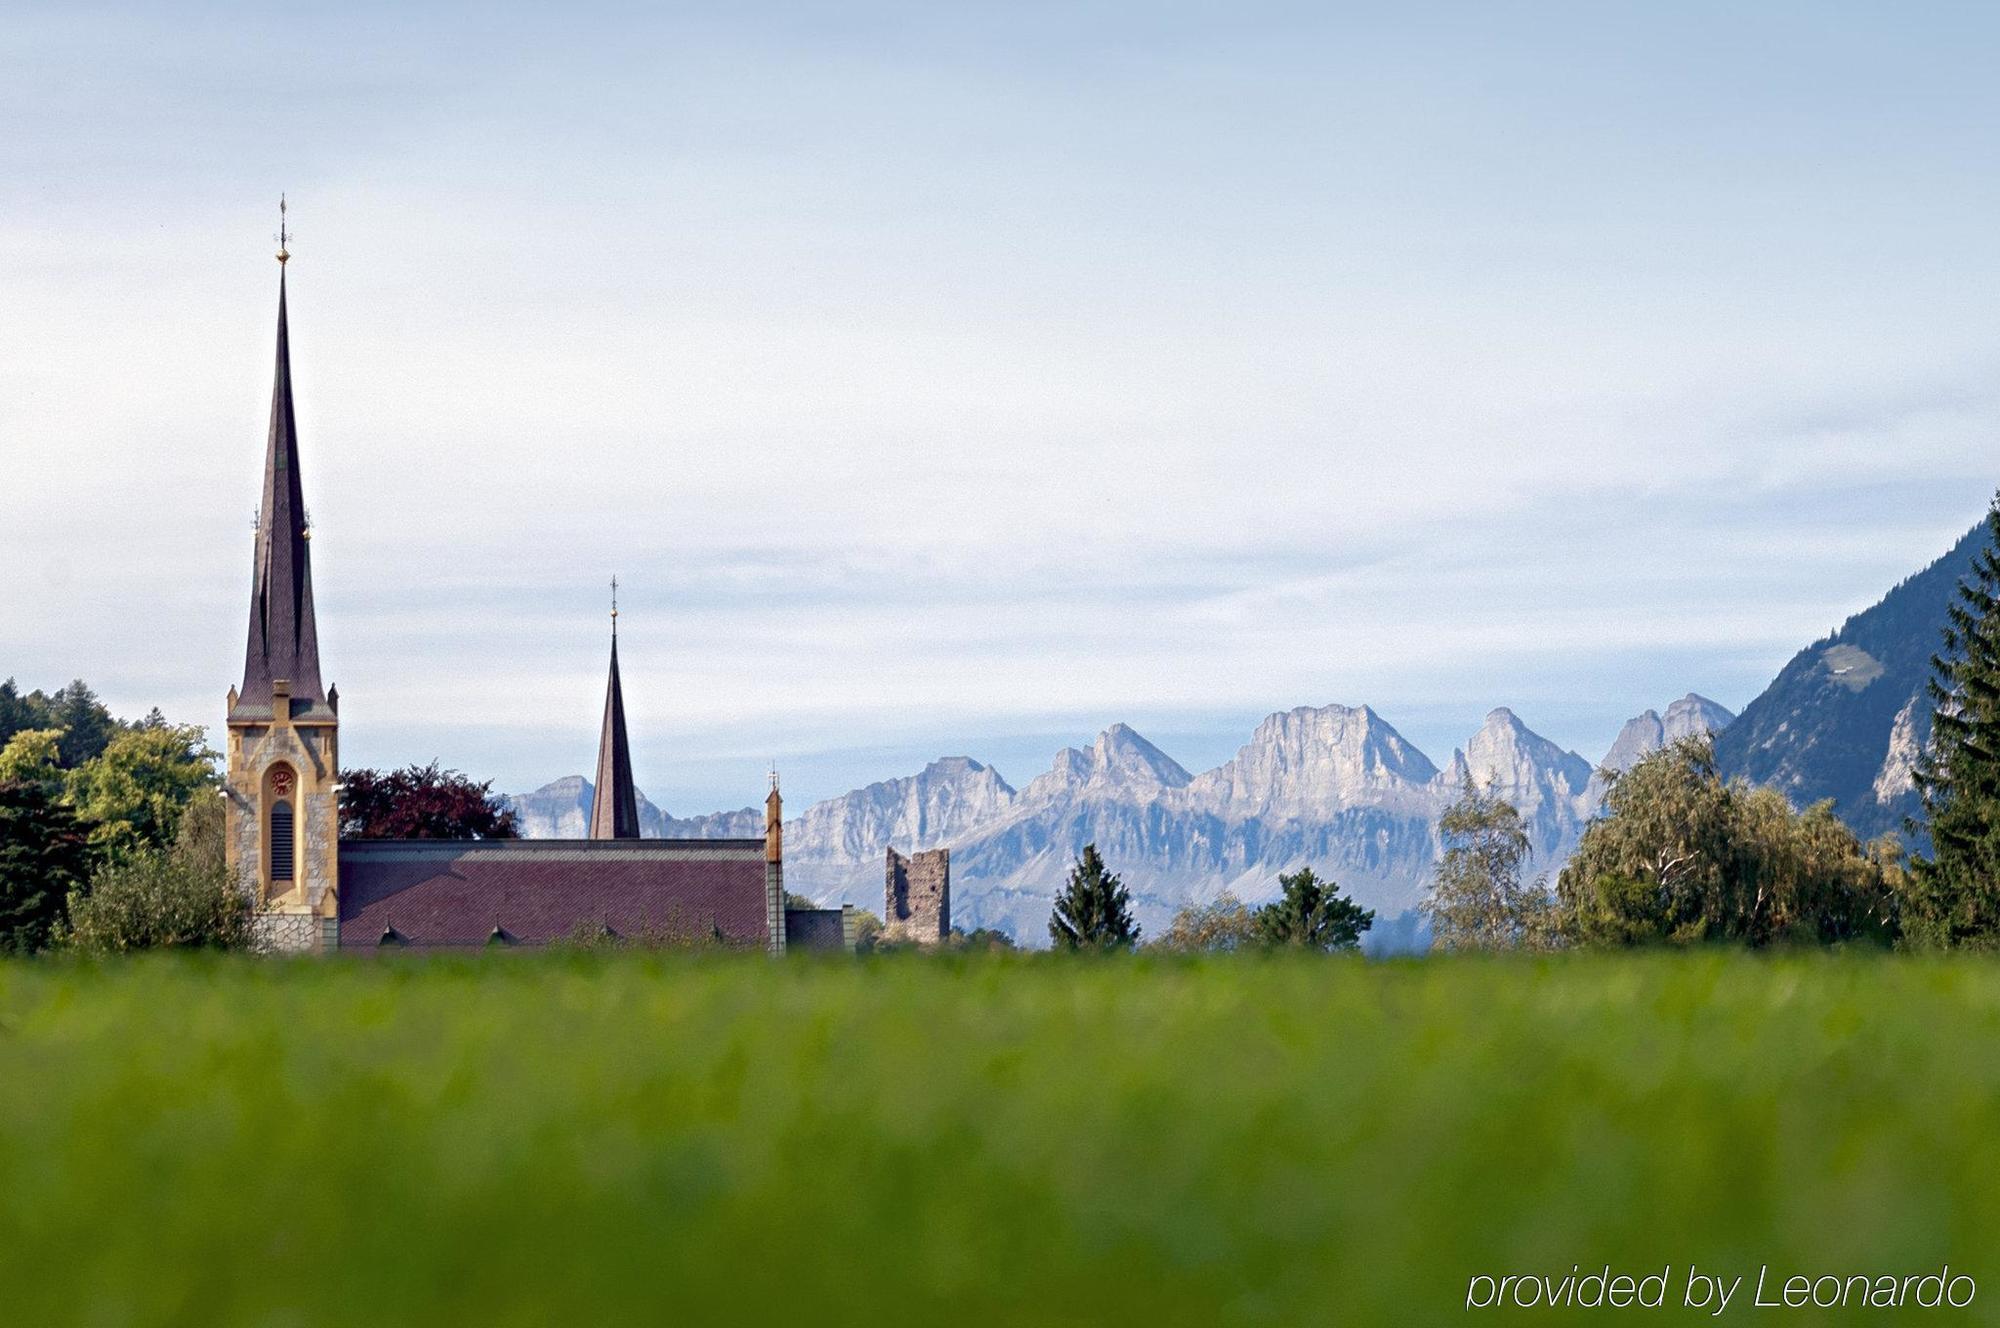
[[275, 194, 290, 265], [610, 575, 619, 637]]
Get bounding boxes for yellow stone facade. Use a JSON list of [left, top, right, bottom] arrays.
[[225, 678, 340, 950]]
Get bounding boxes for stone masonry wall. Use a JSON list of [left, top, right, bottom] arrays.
[[883, 847, 949, 944], [225, 715, 339, 916], [251, 911, 321, 955]]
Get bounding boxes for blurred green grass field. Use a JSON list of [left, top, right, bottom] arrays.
[[2, 952, 1996, 1326]]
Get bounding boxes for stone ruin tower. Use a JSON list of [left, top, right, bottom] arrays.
[[884, 847, 949, 945]]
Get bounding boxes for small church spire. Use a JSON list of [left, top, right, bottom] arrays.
[[236, 199, 324, 717], [765, 765, 783, 864], [589, 580, 641, 839]]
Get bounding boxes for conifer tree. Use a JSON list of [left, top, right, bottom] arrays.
[[1253, 866, 1374, 951], [1048, 843, 1140, 950], [1909, 492, 2000, 947], [0, 778, 93, 954]]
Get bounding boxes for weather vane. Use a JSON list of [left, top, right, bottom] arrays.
[[275, 194, 290, 265]]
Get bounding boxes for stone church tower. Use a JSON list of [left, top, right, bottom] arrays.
[[223, 236, 341, 953]]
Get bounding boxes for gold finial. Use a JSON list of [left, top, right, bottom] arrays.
[[610, 575, 619, 636], [275, 194, 290, 265]]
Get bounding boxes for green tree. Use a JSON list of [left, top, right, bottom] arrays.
[[0, 679, 40, 751], [0, 779, 93, 954], [1908, 492, 2000, 948], [1049, 843, 1140, 950], [172, 791, 228, 877], [1253, 867, 1373, 951], [65, 722, 219, 857], [1422, 776, 1559, 951], [0, 679, 119, 766], [849, 908, 886, 953], [1152, 891, 1259, 953], [1558, 737, 1898, 947], [948, 927, 1017, 952], [65, 798, 249, 954], [46, 681, 119, 769], [0, 728, 66, 800]]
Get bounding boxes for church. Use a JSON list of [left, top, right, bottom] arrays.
[[221, 236, 855, 955]]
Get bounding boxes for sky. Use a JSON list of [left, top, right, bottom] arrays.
[[4, 0, 1999, 813]]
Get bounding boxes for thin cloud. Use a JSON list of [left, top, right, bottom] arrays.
[[5, 3, 1999, 808]]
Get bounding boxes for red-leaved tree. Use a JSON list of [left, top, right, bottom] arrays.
[[338, 763, 520, 840]]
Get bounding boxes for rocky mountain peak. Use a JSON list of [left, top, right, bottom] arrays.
[[1099, 724, 1193, 785], [1441, 711, 1595, 865], [1600, 711, 1666, 777], [1462, 709, 1588, 775], [1599, 694, 1737, 779], [503, 776, 676, 839], [918, 755, 999, 784], [1452, 712, 1591, 788], [786, 754, 1018, 865], [1663, 694, 1736, 741], [1022, 724, 1190, 804], [1186, 702, 1440, 818]]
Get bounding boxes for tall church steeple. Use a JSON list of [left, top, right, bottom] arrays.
[[590, 580, 641, 839], [236, 243, 323, 715], [224, 200, 342, 950]]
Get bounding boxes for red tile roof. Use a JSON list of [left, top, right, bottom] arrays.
[[337, 840, 769, 949]]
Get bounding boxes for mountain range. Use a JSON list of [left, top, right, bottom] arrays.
[[1714, 520, 1987, 842], [506, 513, 1991, 944], [508, 696, 1734, 943]]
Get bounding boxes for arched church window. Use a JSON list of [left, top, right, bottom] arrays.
[[271, 800, 295, 882]]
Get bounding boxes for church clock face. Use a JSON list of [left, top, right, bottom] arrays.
[[271, 767, 295, 798]]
